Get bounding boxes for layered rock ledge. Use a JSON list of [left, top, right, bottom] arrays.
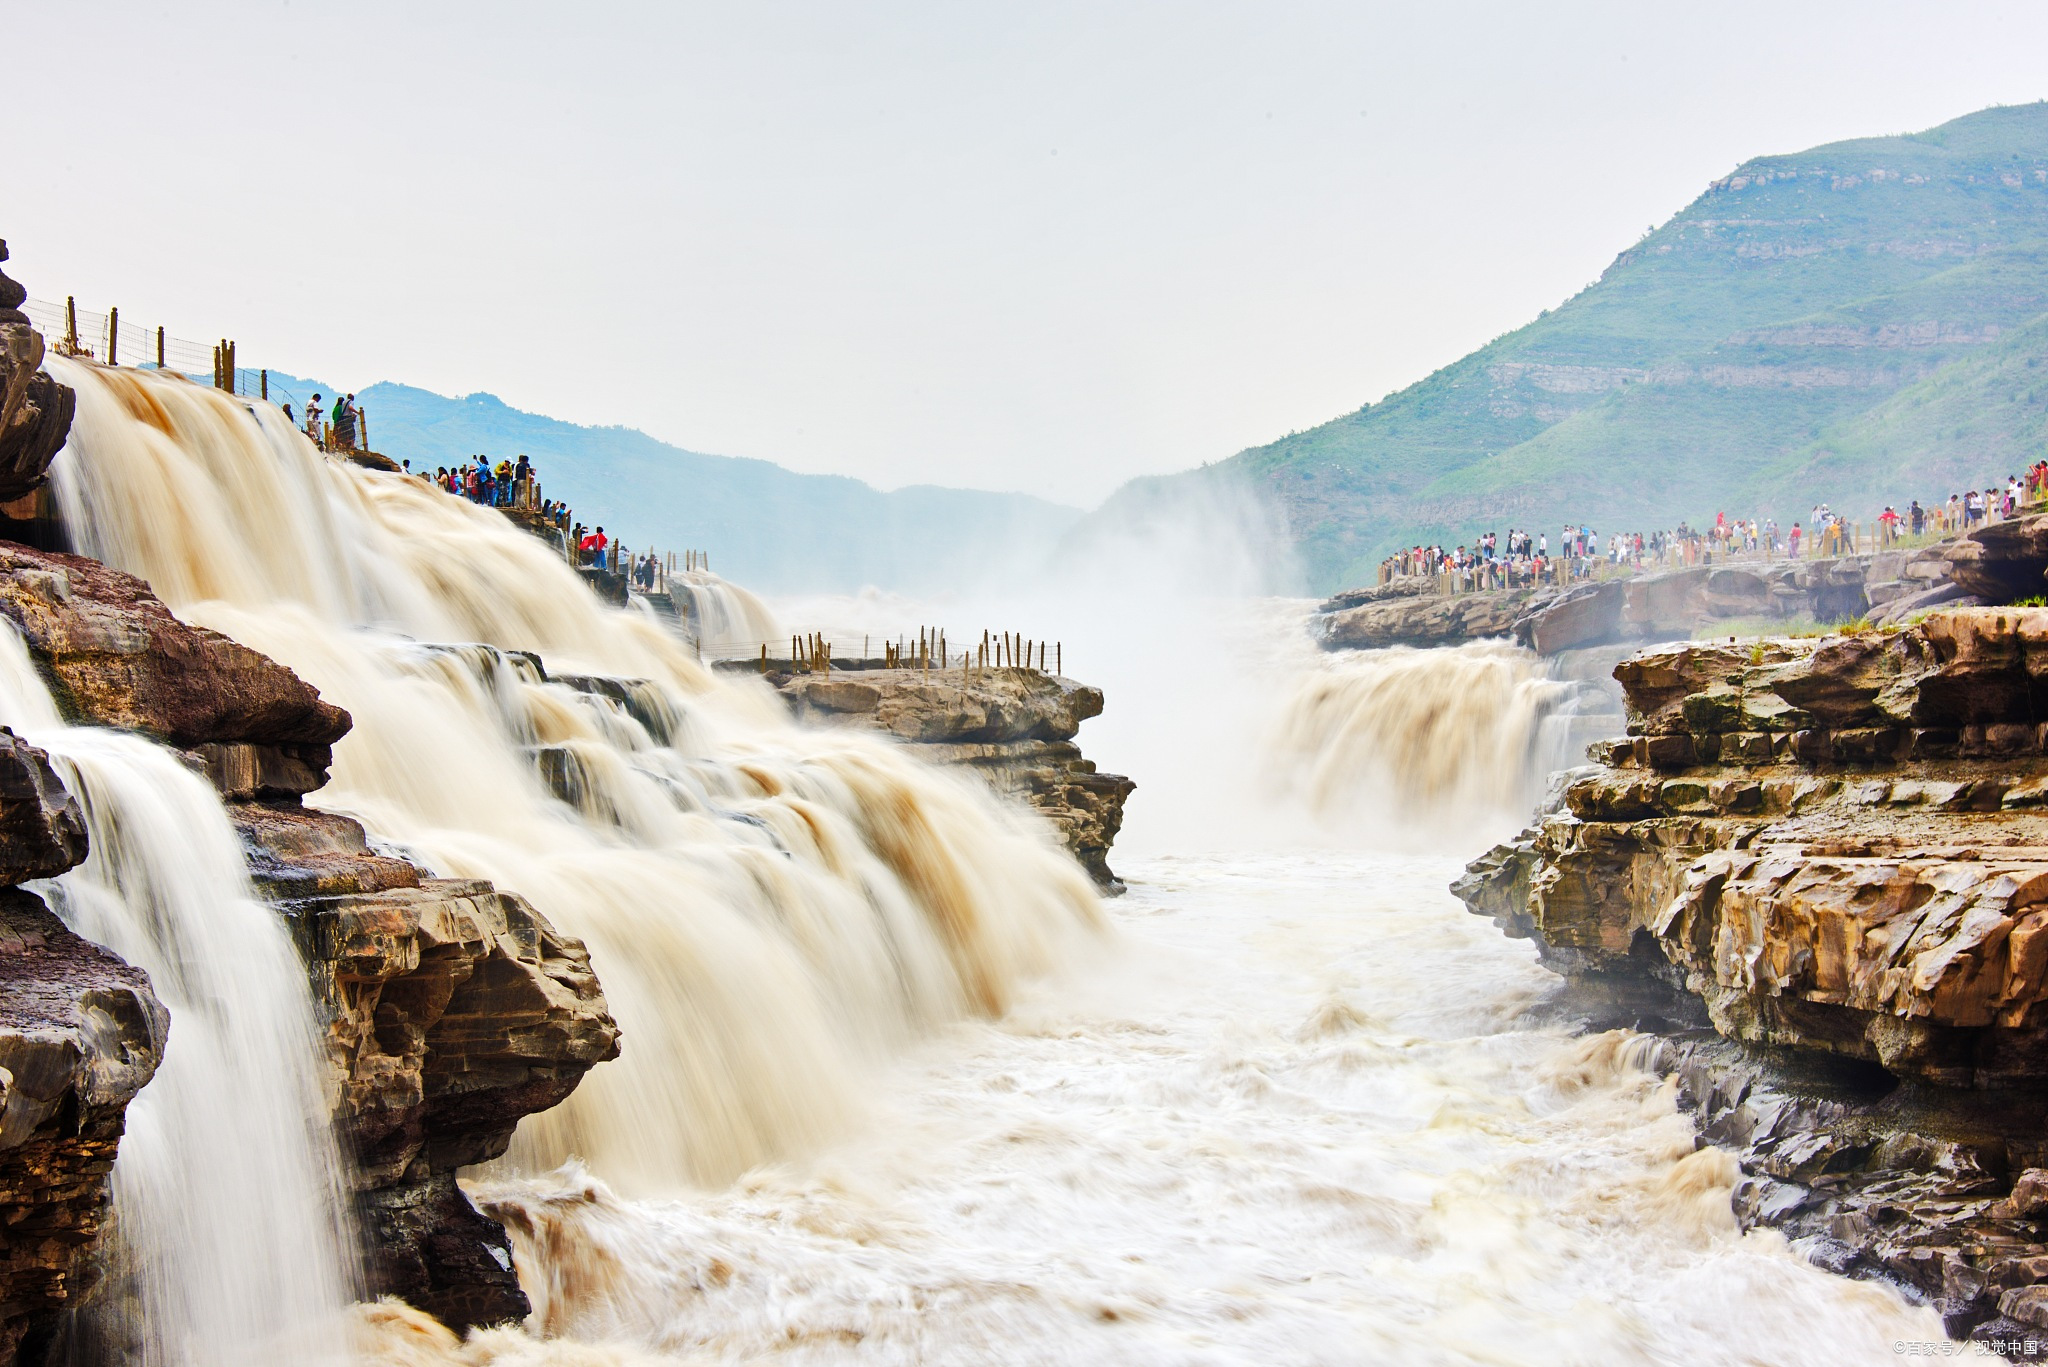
[[772, 665, 1136, 890], [1320, 548, 1961, 655], [1454, 607, 2048, 1340]]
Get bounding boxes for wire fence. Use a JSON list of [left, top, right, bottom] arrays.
[[21, 293, 324, 419]]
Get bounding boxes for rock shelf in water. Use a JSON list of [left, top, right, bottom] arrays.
[[767, 663, 1136, 891]]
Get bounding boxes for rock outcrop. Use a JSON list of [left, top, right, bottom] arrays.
[[0, 243, 75, 506], [1318, 549, 1959, 655], [244, 807, 618, 1329], [0, 544, 349, 753], [1944, 510, 2048, 604], [0, 734, 164, 1363], [1318, 578, 1543, 650], [773, 665, 1137, 890], [1454, 607, 2048, 1339]]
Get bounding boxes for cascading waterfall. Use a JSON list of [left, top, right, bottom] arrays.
[[1272, 641, 1601, 832], [667, 568, 781, 657], [0, 627, 356, 1366], [45, 358, 1103, 1206]]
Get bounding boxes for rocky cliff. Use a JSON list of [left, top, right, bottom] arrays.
[[1453, 604, 2048, 1341], [0, 545, 618, 1339], [771, 665, 1136, 891], [1319, 548, 1963, 655]]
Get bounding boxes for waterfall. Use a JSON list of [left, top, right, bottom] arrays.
[[1273, 641, 1619, 835], [667, 568, 781, 657], [0, 626, 356, 1366], [45, 358, 1103, 1201]]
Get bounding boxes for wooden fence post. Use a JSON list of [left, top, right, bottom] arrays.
[[107, 306, 118, 365], [64, 297, 77, 354], [156, 326, 165, 369], [260, 369, 268, 401]]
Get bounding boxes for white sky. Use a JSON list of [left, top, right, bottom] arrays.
[[10, 1, 2048, 506]]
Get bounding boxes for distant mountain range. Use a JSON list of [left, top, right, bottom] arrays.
[[1078, 102, 2048, 593], [262, 379, 1080, 594]]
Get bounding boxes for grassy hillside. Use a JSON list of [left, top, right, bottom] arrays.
[[1081, 103, 2048, 593], [344, 383, 1080, 594]]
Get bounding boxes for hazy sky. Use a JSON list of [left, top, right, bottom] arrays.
[[10, 2, 2048, 505]]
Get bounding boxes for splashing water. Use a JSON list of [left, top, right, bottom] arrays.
[[348, 852, 1948, 1366], [47, 357, 1103, 1203], [1271, 641, 1617, 841], [0, 626, 356, 1366], [666, 568, 781, 658]]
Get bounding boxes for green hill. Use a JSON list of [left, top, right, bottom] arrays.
[[1081, 103, 2048, 593], [341, 383, 1081, 594]]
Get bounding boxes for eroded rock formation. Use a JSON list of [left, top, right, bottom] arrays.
[[0, 544, 348, 752], [0, 738, 164, 1363], [774, 665, 1137, 890], [1318, 549, 1961, 655], [0, 244, 75, 507], [1454, 607, 2048, 1339], [245, 807, 618, 1329]]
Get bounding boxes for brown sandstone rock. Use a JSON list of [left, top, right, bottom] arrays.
[[239, 806, 620, 1331], [1321, 584, 1541, 649], [772, 666, 1135, 889], [1944, 511, 2048, 603], [1453, 604, 2048, 1338], [0, 544, 348, 749], [0, 890, 166, 1363], [0, 730, 85, 886]]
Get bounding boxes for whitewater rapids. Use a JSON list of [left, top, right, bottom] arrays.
[[357, 851, 1946, 1365]]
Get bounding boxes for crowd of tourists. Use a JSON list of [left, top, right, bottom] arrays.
[[1376, 466, 2048, 590], [432, 454, 538, 509]]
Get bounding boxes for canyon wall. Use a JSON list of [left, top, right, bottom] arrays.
[[1453, 594, 2048, 1341]]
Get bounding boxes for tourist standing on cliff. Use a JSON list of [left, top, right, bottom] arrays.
[[331, 394, 357, 451], [1788, 522, 1802, 558], [306, 394, 323, 445]]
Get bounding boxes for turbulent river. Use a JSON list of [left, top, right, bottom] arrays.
[[39, 359, 1954, 1364]]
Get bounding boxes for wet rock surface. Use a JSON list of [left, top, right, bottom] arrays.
[[1455, 606, 2048, 1340], [0, 543, 349, 750], [773, 665, 1136, 890], [1317, 577, 1545, 650], [0, 885, 164, 1363], [0, 730, 85, 887], [238, 804, 620, 1331]]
